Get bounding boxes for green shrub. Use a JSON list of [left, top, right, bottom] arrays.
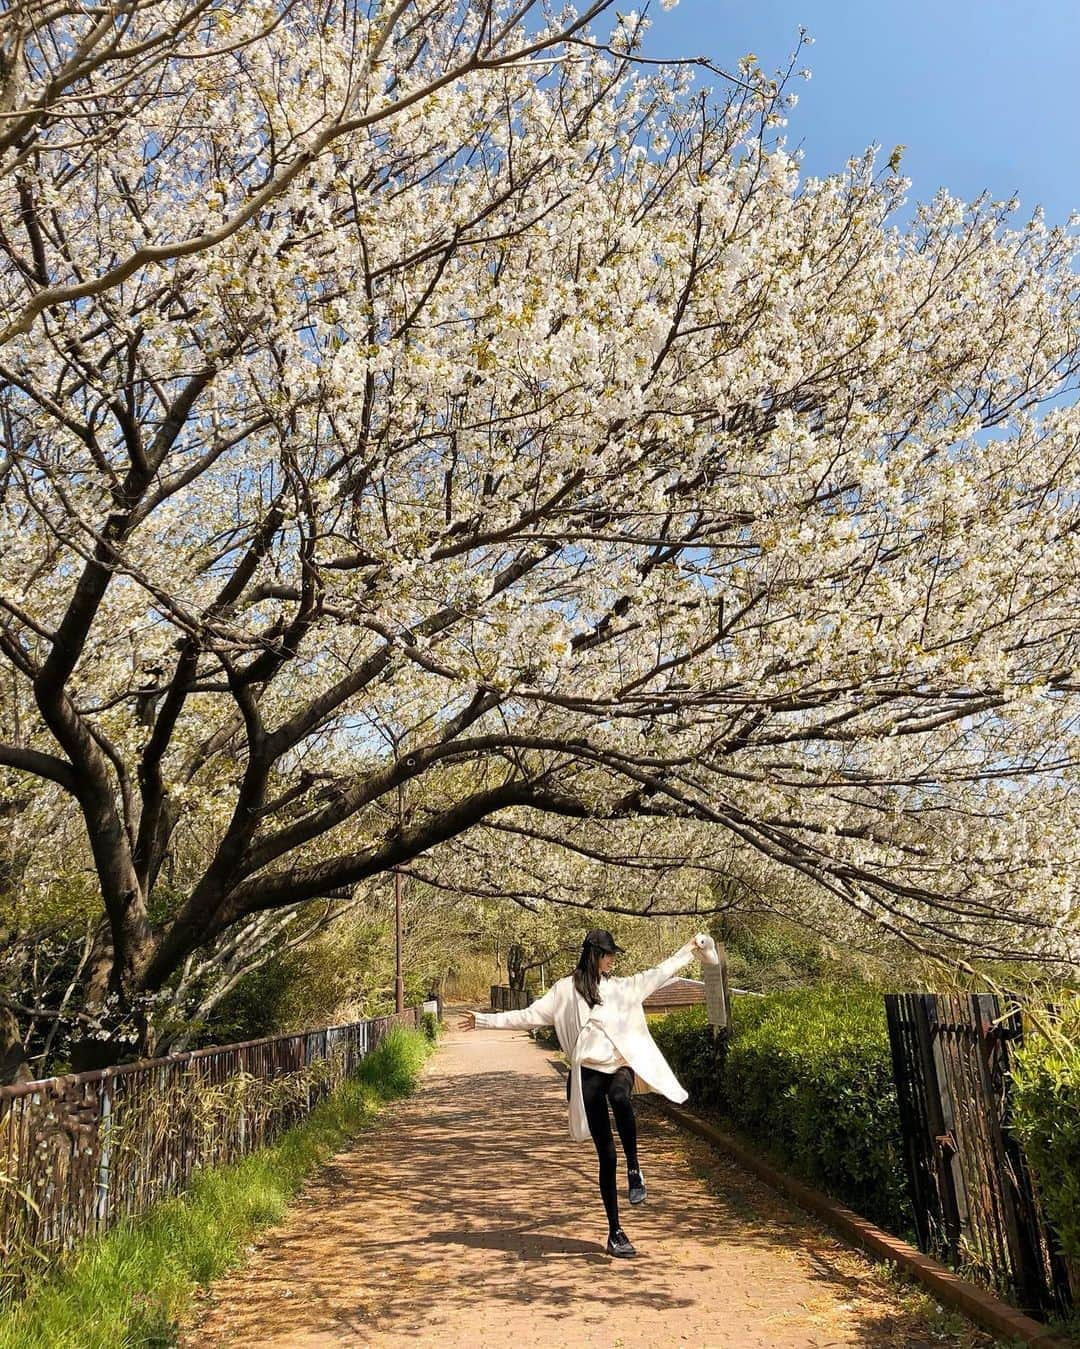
[[420, 1010, 439, 1042], [715, 915, 829, 990], [0, 1028, 432, 1349], [205, 914, 389, 1043], [1010, 999, 1080, 1275], [652, 985, 911, 1235], [356, 1026, 430, 1097], [647, 1005, 729, 1108]]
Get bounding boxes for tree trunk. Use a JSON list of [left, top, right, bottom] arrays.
[[0, 1006, 30, 1085]]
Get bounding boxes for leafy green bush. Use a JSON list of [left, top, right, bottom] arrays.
[[357, 1026, 431, 1097], [715, 915, 828, 990], [710, 914, 892, 993], [647, 1006, 728, 1108], [652, 985, 911, 1235], [420, 1010, 439, 1042], [205, 914, 390, 1043], [1010, 999, 1080, 1275]]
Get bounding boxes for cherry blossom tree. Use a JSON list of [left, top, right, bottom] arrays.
[[2, 0, 1080, 1045]]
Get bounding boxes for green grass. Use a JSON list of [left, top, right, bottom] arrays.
[[0, 1027, 432, 1349]]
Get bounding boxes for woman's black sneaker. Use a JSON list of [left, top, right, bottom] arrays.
[[606, 1228, 636, 1258], [628, 1168, 647, 1205]]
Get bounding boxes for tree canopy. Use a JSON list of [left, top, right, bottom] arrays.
[[1, 0, 1079, 1041]]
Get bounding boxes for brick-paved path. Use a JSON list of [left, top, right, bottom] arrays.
[[184, 1018, 994, 1348]]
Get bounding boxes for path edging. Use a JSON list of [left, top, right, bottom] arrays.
[[658, 1101, 1070, 1349]]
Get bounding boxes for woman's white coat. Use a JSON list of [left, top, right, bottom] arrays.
[[474, 940, 698, 1142]]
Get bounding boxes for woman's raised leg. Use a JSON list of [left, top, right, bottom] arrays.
[[607, 1067, 639, 1172]]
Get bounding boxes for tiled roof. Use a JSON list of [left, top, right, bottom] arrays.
[[642, 977, 707, 1009]]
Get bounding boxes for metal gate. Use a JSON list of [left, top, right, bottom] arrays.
[[884, 992, 1071, 1316]]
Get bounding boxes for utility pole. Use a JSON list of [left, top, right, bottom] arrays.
[[394, 778, 405, 1013], [394, 866, 405, 1013]]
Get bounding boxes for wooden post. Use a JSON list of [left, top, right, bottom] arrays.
[[917, 995, 965, 1262], [701, 939, 730, 1036], [886, 993, 938, 1254], [971, 995, 1047, 1312]]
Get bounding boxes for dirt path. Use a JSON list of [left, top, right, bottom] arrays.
[[184, 1020, 996, 1349]]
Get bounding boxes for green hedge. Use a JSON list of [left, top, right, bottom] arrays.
[[651, 985, 911, 1234], [1010, 1000, 1080, 1273]]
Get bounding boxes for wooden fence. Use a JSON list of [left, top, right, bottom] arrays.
[[885, 992, 1072, 1316], [0, 1007, 421, 1294], [490, 986, 532, 1012]]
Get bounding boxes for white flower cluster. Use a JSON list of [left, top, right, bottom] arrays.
[[0, 0, 1077, 984]]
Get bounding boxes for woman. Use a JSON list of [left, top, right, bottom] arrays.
[[459, 929, 710, 1258]]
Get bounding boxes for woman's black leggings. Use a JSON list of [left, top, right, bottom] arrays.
[[578, 1066, 639, 1234]]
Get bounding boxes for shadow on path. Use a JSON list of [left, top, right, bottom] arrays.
[[185, 1020, 999, 1349]]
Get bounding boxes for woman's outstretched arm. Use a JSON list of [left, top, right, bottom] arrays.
[[459, 983, 559, 1031], [621, 935, 707, 1005]]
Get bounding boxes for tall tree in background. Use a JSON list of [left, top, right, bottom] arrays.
[[1, 1, 1079, 1046]]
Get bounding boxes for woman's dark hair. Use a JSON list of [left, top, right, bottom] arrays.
[[573, 940, 606, 1008]]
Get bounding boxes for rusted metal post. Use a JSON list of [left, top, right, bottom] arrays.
[[394, 778, 405, 1014], [394, 865, 405, 1014]]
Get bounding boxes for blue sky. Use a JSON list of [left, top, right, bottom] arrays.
[[642, 0, 1080, 225]]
